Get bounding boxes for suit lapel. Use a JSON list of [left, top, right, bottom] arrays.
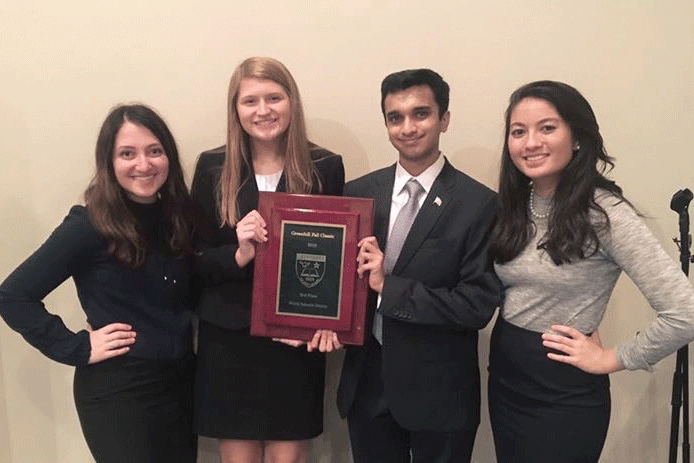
[[237, 162, 288, 216], [276, 171, 288, 193], [374, 166, 396, 249], [237, 164, 260, 216], [392, 160, 455, 274]]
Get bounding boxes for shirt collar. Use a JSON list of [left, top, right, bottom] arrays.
[[393, 153, 445, 197]]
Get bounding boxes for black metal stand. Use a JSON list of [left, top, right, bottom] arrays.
[[669, 188, 693, 463]]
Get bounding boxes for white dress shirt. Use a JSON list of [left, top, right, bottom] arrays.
[[255, 170, 283, 192], [387, 154, 445, 239], [376, 153, 445, 309]]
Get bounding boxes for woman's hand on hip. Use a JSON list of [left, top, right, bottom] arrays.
[[88, 323, 136, 364], [542, 325, 624, 374]]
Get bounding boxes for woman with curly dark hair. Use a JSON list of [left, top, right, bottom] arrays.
[[488, 80, 694, 462]]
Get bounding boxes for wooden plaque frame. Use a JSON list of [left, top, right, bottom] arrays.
[[250, 193, 374, 345]]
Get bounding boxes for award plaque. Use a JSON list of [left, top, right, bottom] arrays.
[[251, 192, 374, 345]]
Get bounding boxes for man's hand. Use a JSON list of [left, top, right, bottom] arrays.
[[356, 236, 385, 293], [307, 330, 342, 352]]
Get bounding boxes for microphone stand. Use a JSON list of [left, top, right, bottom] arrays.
[[669, 188, 693, 463]]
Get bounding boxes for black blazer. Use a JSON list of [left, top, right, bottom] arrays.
[[191, 145, 345, 330], [336, 159, 501, 432]]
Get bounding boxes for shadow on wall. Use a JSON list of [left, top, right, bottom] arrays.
[[449, 147, 501, 191], [607, 371, 663, 462], [473, 312, 498, 463], [196, 436, 218, 462], [313, 350, 351, 463], [599, 278, 677, 462], [0, 332, 11, 463], [0, 99, 62, 461], [308, 119, 370, 184], [454, 145, 499, 461], [0, 198, 59, 461]]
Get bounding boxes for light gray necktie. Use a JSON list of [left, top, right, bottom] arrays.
[[373, 178, 426, 343]]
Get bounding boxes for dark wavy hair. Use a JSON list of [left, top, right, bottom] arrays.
[[380, 68, 450, 119], [84, 104, 195, 267], [491, 80, 625, 265]]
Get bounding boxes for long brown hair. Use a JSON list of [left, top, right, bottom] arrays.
[[219, 57, 319, 225], [84, 104, 195, 267]]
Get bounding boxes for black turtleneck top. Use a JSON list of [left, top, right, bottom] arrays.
[[0, 201, 193, 366]]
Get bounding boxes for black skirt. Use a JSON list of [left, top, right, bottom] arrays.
[[194, 320, 325, 440], [488, 317, 610, 463], [73, 353, 196, 463]]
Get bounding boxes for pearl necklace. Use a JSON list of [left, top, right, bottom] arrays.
[[529, 186, 550, 219]]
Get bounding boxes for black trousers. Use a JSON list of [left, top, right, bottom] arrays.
[[73, 354, 197, 463], [488, 317, 610, 463], [347, 336, 476, 463]]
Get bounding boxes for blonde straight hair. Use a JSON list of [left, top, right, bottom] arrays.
[[219, 56, 319, 226]]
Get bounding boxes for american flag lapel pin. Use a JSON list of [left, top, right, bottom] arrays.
[[434, 196, 442, 206]]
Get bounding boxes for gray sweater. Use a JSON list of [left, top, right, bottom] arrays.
[[495, 190, 694, 371]]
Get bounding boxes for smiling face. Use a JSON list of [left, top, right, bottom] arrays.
[[383, 85, 450, 176], [236, 77, 291, 147], [507, 97, 575, 197], [112, 121, 169, 204]]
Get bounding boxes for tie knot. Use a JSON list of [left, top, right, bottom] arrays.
[[404, 178, 424, 201]]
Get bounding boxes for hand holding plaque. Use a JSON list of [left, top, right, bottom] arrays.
[[250, 193, 374, 345], [235, 210, 268, 267]]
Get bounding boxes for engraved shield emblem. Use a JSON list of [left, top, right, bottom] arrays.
[[295, 253, 326, 288]]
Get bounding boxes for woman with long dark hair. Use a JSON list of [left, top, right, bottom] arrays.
[[192, 57, 344, 463], [488, 80, 694, 462], [0, 104, 197, 462]]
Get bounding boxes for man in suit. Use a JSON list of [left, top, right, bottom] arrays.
[[336, 69, 501, 462]]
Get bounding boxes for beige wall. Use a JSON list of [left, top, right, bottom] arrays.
[[1, 0, 693, 461]]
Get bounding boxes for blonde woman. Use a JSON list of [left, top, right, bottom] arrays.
[[192, 57, 344, 463]]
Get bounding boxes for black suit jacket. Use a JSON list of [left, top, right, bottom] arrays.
[[191, 145, 345, 329], [337, 158, 501, 432]]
